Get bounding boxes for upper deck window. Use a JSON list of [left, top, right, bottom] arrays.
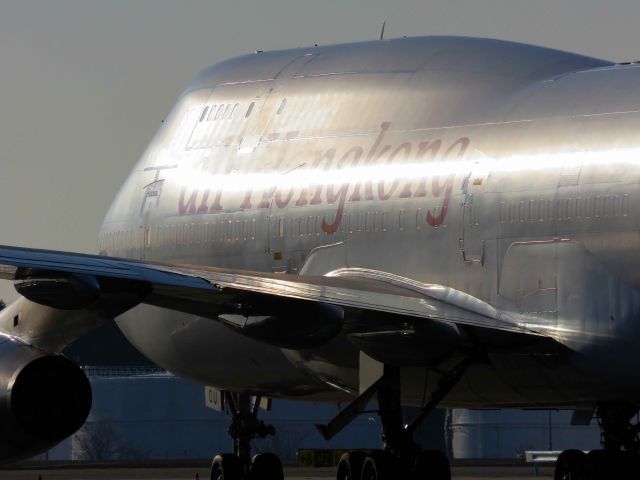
[[199, 106, 209, 122], [246, 102, 255, 118], [277, 99, 287, 115]]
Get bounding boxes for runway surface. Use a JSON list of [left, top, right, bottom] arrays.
[[0, 465, 554, 479]]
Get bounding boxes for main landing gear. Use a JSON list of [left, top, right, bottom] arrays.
[[554, 403, 640, 480], [210, 392, 283, 480], [317, 359, 471, 480]]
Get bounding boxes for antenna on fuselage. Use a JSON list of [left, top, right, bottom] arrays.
[[379, 21, 386, 40]]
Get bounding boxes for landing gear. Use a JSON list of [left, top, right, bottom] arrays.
[[209, 392, 283, 480], [553, 449, 587, 480], [360, 450, 406, 480], [250, 452, 284, 480], [336, 451, 365, 480], [554, 404, 640, 480], [321, 359, 470, 480], [211, 454, 243, 480]]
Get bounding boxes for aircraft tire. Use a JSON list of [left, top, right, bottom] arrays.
[[553, 449, 587, 480], [361, 451, 404, 480], [412, 449, 451, 480], [210, 453, 243, 480], [250, 452, 284, 480], [337, 451, 366, 480], [586, 449, 640, 479]]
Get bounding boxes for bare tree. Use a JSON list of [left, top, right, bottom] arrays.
[[74, 422, 150, 460]]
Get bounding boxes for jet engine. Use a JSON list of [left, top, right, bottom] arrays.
[[0, 338, 91, 463]]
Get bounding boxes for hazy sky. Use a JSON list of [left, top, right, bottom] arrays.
[[0, 0, 639, 299]]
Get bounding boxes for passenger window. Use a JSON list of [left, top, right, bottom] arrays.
[[518, 201, 525, 222], [594, 196, 602, 218], [214, 221, 221, 242], [277, 99, 287, 115], [246, 102, 255, 118], [613, 196, 621, 217], [340, 216, 347, 234], [603, 196, 611, 217], [231, 103, 239, 119], [576, 198, 583, 218], [199, 106, 209, 122], [568, 198, 577, 219], [528, 200, 534, 222], [223, 104, 232, 120]]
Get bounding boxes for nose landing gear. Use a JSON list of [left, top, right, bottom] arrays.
[[209, 392, 283, 480]]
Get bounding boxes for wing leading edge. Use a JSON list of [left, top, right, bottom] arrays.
[[0, 245, 550, 350]]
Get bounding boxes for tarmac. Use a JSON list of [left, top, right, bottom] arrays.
[[0, 465, 555, 479]]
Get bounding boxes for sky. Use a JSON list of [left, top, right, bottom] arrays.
[[0, 0, 639, 300]]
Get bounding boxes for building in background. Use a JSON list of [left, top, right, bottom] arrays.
[[41, 368, 384, 461], [38, 366, 604, 462], [449, 409, 601, 458]]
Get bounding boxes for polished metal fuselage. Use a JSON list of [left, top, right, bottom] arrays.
[[100, 37, 640, 408]]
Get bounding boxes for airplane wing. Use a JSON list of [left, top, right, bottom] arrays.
[[0, 245, 552, 354]]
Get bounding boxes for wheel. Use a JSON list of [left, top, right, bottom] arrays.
[[554, 449, 587, 480], [250, 452, 284, 480], [412, 449, 450, 480], [210, 453, 244, 480], [586, 449, 640, 479], [337, 451, 366, 480], [361, 451, 406, 480]]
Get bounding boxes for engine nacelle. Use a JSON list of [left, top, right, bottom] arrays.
[[0, 339, 91, 463]]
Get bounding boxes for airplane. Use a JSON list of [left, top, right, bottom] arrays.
[[0, 34, 637, 480]]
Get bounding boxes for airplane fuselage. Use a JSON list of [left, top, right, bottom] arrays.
[[98, 37, 640, 408]]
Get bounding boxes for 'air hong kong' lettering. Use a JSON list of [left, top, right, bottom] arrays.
[[177, 122, 471, 234]]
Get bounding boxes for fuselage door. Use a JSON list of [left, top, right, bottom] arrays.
[[257, 54, 317, 272], [461, 153, 494, 264]]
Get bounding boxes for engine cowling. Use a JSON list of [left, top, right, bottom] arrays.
[[0, 338, 91, 463]]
